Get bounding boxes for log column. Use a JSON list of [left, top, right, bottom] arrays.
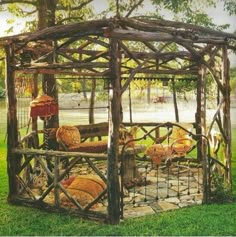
[[222, 46, 232, 192], [107, 37, 121, 224], [196, 66, 209, 203], [5, 43, 21, 202]]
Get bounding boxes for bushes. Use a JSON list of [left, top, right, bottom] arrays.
[[211, 172, 232, 203], [0, 86, 5, 98]]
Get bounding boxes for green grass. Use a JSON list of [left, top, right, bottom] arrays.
[[0, 128, 235, 236]]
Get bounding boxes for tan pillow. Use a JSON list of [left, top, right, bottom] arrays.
[[60, 175, 106, 208]]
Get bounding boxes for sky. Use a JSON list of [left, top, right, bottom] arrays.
[[0, 0, 235, 35], [91, 0, 236, 32], [0, 0, 235, 65]]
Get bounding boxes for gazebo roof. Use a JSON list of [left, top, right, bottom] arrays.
[[0, 17, 236, 47], [1, 17, 235, 82]]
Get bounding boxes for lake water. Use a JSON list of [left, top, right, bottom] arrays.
[[0, 96, 235, 144]]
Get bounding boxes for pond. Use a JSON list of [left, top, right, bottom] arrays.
[[0, 95, 235, 143]]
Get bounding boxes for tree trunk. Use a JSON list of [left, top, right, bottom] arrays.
[[37, 0, 57, 30], [81, 79, 88, 101], [37, 0, 59, 129]]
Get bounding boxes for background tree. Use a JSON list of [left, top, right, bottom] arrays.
[[222, 0, 236, 16], [0, 0, 94, 126], [0, 50, 5, 98], [0, 0, 235, 107]]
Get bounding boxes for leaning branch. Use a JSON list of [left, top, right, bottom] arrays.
[[56, 0, 93, 11], [125, 0, 144, 17]]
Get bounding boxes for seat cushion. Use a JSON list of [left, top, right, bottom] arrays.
[[60, 175, 106, 208], [68, 140, 108, 153]]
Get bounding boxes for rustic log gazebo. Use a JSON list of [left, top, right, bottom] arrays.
[[1, 17, 235, 224]]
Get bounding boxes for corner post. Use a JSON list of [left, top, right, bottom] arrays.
[[222, 45, 232, 192], [5, 43, 21, 202], [196, 66, 209, 203], [107, 37, 121, 224]]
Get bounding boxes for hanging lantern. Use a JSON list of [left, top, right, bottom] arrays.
[[30, 94, 58, 119]]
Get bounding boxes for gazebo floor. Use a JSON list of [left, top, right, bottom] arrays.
[[18, 161, 203, 220], [97, 163, 203, 219]]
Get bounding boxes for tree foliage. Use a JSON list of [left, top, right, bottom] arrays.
[[0, 0, 234, 100], [222, 0, 236, 16], [0, 0, 94, 32]]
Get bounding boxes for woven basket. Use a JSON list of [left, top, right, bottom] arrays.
[[171, 138, 192, 155], [146, 144, 172, 165]]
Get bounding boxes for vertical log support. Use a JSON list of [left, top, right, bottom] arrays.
[[196, 68, 203, 161], [5, 44, 21, 202], [107, 37, 121, 224], [222, 46, 232, 192], [54, 156, 60, 207], [196, 66, 209, 203]]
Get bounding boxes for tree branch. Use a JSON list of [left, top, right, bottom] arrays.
[[22, 9, 37, 15], [0, 0, 36, 6], [125, 0, 144, 17], [57, 0, 93, 11], [57, 16, 83, 25]]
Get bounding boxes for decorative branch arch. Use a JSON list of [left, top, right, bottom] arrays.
[[1, 16, 235, 224]]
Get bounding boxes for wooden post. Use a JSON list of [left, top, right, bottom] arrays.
[[222, 46, 232, 192], [5, 44, 21, 202], [107, 38, 121, 224], [122, 153, 142, 186], [54, 156, 60, 207], [196, 68, 203, 161], [196, 66, 209, 203]]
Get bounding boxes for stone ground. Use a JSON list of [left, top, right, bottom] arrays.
[[122, 164, 203, 219], [95, 161, 203, 219], [26, 159, 203, 220]]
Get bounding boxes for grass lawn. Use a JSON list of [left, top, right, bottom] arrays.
[[0, 126, 235, 236]]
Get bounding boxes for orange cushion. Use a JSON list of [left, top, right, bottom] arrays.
[[60, 175, 106, 208]]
